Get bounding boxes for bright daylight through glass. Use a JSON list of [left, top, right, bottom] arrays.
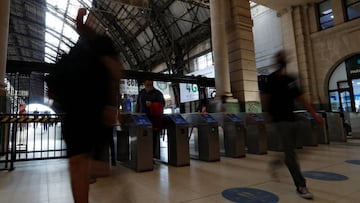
[[45, 0, 92, 63]]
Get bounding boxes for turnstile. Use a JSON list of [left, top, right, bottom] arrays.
[[211, 113, 246, 158], [182, 113, 220, 162], [238, 113, 267, 154], [325, 112, 346, 142], [164, 114, 190, 166], [117, 114, 153, 172], [348, 112, 360, 138], [295, 111, 323, 146], [264, 112, 303, 151]]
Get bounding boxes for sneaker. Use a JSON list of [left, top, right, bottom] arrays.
[[297, 187, 314, 199]]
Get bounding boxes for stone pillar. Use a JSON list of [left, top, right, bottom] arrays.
[[332, 0, 346, 26], [278, 8, 300, 78], [210, 0, 233, 98], [278, 6, 320, 106], [0, 0, 10, 98], [224, 0, 260, 112], [307, 3, 319, 33]]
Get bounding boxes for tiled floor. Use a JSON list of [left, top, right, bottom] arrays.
[[1, 140, 360, 203]]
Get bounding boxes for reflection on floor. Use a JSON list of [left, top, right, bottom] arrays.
[[1, 140, 360, 203]]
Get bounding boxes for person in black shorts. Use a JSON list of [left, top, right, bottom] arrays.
[[47, 8, 122, 203]]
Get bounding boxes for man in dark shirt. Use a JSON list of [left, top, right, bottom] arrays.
[[263, 50, 323, 200], [136, 79, 165, 159]]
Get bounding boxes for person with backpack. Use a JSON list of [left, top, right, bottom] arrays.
[[46, 8, 122, 203]]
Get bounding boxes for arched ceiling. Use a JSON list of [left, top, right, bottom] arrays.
[[7, 0, 211, 75], [7, 0, 322, 74]]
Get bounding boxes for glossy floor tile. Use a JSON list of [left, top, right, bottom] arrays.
[[1, 140, 360, 203]]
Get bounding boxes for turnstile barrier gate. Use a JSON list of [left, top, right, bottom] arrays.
[[117, 114, 153, 172], [264, 112, 303, 151], [164, 114, 190, 166], [348, 112, 360, 138], [182, 113, 220, 162], [238, 113, 267, 154], [211, 113, 246, 158], [295, 111, 324, 146]]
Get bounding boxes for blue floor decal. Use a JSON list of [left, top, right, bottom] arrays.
[[345, 160, 360, 165], [222, 187, 279, 203], [302, 171, 348, 181]]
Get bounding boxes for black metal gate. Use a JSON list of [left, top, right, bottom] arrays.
[[0, 113, 66, 171]]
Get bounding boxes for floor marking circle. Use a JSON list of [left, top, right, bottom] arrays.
[[302, 171, 348, 181], [222, 187, 279, 203]]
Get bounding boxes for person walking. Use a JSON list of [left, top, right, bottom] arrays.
[[262, 50, 323, 200], [46, 8, 122, 203]]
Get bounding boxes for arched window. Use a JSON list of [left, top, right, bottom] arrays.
[[329, 54, 360, 112]]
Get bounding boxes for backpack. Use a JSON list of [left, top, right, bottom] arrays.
[[45, 43, 87, 112]]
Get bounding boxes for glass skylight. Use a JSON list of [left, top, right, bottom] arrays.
[[45, 0, 92, 63]]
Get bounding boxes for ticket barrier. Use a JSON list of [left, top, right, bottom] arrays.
[[211, 113, 246, 158], [348, 112, 360, 138], [117, 114, 153, 172], [295, 111, 324, 146], [182, 113, 220, 162], [263, 112, 302, 151], [318, 111, 346, 143], [238, 113, 267, 154], [163, 114, 190, 166]]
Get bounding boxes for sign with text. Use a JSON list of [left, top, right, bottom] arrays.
[[347, 55, 360, 79], [120, 79, 138, 95], [179, 83, 199, 103]]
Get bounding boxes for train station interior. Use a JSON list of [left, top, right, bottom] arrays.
[[1, 0, 360, 202]]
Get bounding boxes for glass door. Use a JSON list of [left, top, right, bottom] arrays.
[[339, 90, 352, 112], [352, 79, 360, 112], [337, 81, 355, 112]]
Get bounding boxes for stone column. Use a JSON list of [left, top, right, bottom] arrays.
[[0, 0, 10, 98], [332, 0, 346, 26], [210, 0, 233, 99], [279, 6, 320, 106], [224, 0, 260, 112]]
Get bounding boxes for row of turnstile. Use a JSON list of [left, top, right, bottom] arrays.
[[116, 111, 347, 172]]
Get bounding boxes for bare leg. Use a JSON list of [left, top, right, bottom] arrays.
[[69, 154, 90, 203]]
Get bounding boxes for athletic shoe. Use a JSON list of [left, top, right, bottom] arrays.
[[297, 187, 314, 199]]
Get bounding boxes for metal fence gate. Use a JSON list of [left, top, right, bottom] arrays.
[[0, 113, 67, 171]]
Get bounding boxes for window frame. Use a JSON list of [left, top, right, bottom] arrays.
[[344, 0, 360, 21], [317, 0, 335, 30]]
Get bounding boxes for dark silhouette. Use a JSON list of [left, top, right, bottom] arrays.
[[262, 50, 322, 200], [46, 8, 122, 203]]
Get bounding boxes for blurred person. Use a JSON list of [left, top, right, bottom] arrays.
[[196, 88, 209, 113], [216, 94, 228, 112], [135, 79, 165, 159], [262, 50, 323, 200], [46, 8, 122, 203]]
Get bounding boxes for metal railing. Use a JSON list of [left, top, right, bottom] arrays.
[[0, 113, 66, 171]]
